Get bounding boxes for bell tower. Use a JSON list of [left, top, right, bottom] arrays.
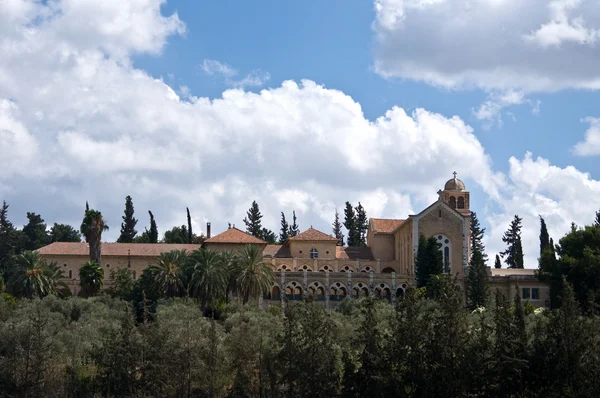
[[441, 172, 470, 215]]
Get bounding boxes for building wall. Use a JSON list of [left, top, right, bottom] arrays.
[[394, 221, 413, 275], [203, 243, 267, 252], [368, 234, 395, 261], [288, 241, 337, 260], [489, 278, 550, 308], [417, 204, 467, 278]]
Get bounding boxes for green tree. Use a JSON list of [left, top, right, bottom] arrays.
[[501, 215, 524, 269], [80, 209, 109, 264], [415, 235, 443, 288], [332, 208, 344, 246], [243, 201, 263, 238], [79, 261, 104, 297], [467, 248, 489, 309], [187, 207, 193, 244], [595, 209, 600, 227], [108, 267, 134, 301], [288, 210, 299, 237], [539, 215, 551, 258], [49, 223, 81, 242], [147, 210, 158, 243], [117, 195, 138, 243], [0, 201, 23, 273], [344, 202, 359, 247], [235, 245, 275, 304], [470, 212, 487, 262], [279, 212, 289, 243], [188, 249, 228, 311], [22, 212, 50, 251], [148, 250, 188, 298], [494, 254, 502, 269], [355, 202, 368, 247], [163, 226, 187, 243], [133, 231, 151, 243], [261, 228, 276, 244], [7, 251, 55, 298]]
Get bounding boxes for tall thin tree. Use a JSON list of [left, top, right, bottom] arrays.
[[279, 212, 289, 243], [243, 201, 263, 238], [539, 216, 550, 258], [288, 210, 299, 237], [495, 254, 502, 269], [117, 196, 138, 243], [470, 212, 487, 262], [332, 208, 344, 246], [186, 207, 193, 244], [354, 202, 368, 247], [343, 202, 358, 247], [146, 211, 158, 244], [80, 209, 109, 264], [501, 215, 524, 269]]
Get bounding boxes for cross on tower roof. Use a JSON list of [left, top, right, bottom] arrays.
[[453, 171, 457, 179]]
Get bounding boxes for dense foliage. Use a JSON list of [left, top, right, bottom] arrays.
[[2, 277, 600, 397]]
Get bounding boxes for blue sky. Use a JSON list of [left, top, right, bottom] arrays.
[[1, 0, 600, 268]]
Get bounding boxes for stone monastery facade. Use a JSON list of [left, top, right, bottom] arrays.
[[37, 174, 549, 307]]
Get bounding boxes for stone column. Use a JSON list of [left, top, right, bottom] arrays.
[[258, 295, 263, 310], [303, 269, 308, 299], [280, 270, 286, 310], [325, 271, 330, 310], [347, 272, 352, 298], [369, 271, 375, 297], [391, 271, 397, 306]]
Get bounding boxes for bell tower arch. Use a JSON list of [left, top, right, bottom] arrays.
[[441, 172, 470, 216]]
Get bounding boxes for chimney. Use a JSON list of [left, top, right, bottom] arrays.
[[206, 222, 211, 239]]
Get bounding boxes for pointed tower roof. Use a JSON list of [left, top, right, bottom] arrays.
[[204, 227, 267, 244], [288, 227, 339, 242]]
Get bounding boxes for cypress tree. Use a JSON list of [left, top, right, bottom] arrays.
[[467, 248, 489, 309], [539, 216, 550, 258], [186, 207, 192, 244], [117, 196, 138, 243], [243, 201, 263, 238], [354, 202, 368, 247], [0, 201, 19, 272], [595, 209, 600, 227], [261, 228, 276, 244], [22, 212, 50, 251], [415, 234, 443, 288], [470, 212, 487, 262], [501, 215, 524, 269], [288, 210, 299, 237], [495, 254, 502, 269], [146, 211, 158, 243], [332, 209, 344, 246], [279, 212, 289, 243], [343, 202, 358, 247]]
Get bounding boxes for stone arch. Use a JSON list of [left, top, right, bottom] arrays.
[[396, 287, 405, 299], [285, 282, 303, 300], [299, 264, 313, 272], [271, 285, 281, 301], [457, 196, 465, 209], [276, 264, 292, 272], [435, 234, 452, 273], [449, 196, 456, 209], [329, 282, 347, 301], [318, 264, 334, 273], [381, 267, 395, 274], [339, 264, 355, 273], [375, 283, 392, 301], [307, 282, 326, 301], [359, 265, 374, 273]]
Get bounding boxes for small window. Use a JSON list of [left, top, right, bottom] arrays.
[[63, 263, 67, 268], [127, 263, 131, 269], [532, 288, 540, 300], [457, 197, 465, 209], [449, 196, 456, 209], [310, 248, 318, 259], [68, 270, 72, 279], [132, 271, 137, 280], [522, 288, 530, 300], [299, 250, 303, 254], [439, 210, 442, 217], [106, 263, 110, 268]]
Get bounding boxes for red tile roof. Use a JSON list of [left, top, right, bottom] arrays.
[[288, 227, 339, 242], [204, 227, 267, 244], [37, 242, 200, 257], [336, 246, 374, 260], [371, 218, 405, 234], [263, 244, 291, 258]]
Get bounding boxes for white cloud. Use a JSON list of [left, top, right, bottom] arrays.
[[373, 0, 600, 92], [573, 117, 600, 156], [201, 59, 270, 88], [474, 91, 542, 129], [485, 152, 600, 268]]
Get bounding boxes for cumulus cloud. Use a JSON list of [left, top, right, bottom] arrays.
[[485, 152, 600, 268], [201, 59, 270, 88], [373, 0, 600, 92], [473, 91, 541, 129], [573, 117, 600, 156]]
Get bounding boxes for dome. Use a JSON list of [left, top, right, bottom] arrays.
[[444, 172, 466, 191]]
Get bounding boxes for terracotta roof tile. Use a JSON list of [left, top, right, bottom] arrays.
[[204, 227, 267, 244], [263, 244, 291, 258], [288, 227, 339, 242], [371, 218, 405, 234], [336, 246, 374, 260], [37, 242, 200, 257]]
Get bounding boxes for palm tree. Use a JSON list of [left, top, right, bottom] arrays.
[[79, 261, 104, 297], [188, 248, 228, 310], [7, 251, 53, 298], [80, 209, 109, 264], [221, 250, 239, 303], [148, 249, 188, 298], [235, 245, 275, 304], [45, 262, 71, 298]]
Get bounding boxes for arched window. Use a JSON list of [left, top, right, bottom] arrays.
[[132, 271, 137, 280], [457, 196, 465, 209], [436, 235, 452, 273], [310, 248, 319, 259], [271, 286, 281, 301], [449, 196, 456, 209], [68, 270, 72, 279], [381, 267, 395, 274]]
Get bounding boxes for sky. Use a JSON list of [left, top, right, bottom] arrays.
[[1, 0, 600, 268]]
